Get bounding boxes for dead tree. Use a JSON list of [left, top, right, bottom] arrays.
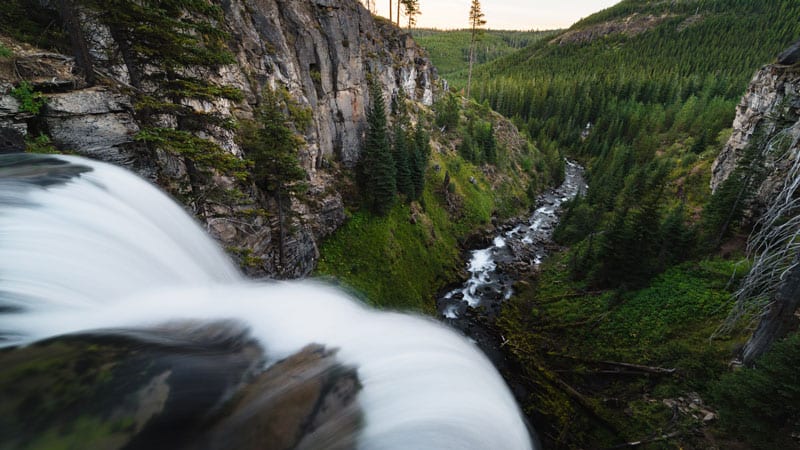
[[719, 127, 800, 365]]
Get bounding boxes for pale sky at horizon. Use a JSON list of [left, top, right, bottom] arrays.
[[369, 0, 622, 30]]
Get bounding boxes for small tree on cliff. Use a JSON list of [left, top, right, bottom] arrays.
[[401, 0, 420, 29], [239, 87, 307, 267], [466, 0, 486, 99], [360, 82, 396, 214]]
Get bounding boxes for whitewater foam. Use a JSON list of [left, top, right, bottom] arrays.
[[0, 155, 533, 450]]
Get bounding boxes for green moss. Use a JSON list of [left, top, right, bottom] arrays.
[[26, 416, 132, 450], [0, 342, 125, 445], [226, 246, 265, 270]]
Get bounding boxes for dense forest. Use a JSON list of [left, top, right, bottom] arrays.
[[460, 0, 800, 288], [418, 0, 800, 448]]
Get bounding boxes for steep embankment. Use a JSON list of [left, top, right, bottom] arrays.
[[710, 41, 800, 365], [0, 0, 436, 278], [315, 98, 560, 311]]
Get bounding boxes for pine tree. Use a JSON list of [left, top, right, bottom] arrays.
[[435, 92, 460, 131], [393, 124, 414, 198], [360, 82, 396, 215], [410, 122, 430, 199], [482, 122, 497, 164], [466, 0, 486, 99], [239, 87, 307, 267], [401, 0, 420, 29]]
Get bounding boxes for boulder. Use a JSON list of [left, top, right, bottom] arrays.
[[0, 324, 362, 450]]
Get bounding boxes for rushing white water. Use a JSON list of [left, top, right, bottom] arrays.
[[440, 160, 586, 318], [0, 155, 533, 450]]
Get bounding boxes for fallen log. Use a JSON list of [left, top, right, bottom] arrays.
[[549, 353, 677, 375]]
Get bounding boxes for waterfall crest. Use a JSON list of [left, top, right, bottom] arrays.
[[0, 154, 534, 450]]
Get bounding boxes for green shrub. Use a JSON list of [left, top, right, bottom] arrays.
[[711, 332, 800, 449], [25, 134, 58, 154], [11, 81, 45, 115]]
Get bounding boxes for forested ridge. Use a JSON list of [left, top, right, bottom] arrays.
[[412, 29, 557, 80], [470, 0, 800, 288]]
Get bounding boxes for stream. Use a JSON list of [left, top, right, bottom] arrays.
[[437, 160, 586, 365]]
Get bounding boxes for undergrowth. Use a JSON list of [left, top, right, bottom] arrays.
[[498, 254, 748, 448]]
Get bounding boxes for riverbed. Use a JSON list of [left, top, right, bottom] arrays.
[[438, 160, 587, 322]]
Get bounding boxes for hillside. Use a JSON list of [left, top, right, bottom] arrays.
[[412, 29, 557, 84], [469, 0, 800, 287]]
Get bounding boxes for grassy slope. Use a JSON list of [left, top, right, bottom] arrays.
[[412, 29, 558, 86]]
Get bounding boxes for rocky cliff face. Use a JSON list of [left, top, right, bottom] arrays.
[[0, 0, 438, 278], [710, 41, 800, 364], [710, 56, 800, 218]]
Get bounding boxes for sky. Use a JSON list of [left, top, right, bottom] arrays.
[[368, 0, 622, 30]]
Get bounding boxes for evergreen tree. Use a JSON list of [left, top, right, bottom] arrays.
[[393, 124, 414, 198], [239, 87, 307, 267], [401, 0, 420, 29], [411, 122, 430, 199], [482, 122, 497, 164], [700, 134, 767, 250], [466, 0, 486, 99], [360, 82, 396, 214], [435, 92, 460, 131]]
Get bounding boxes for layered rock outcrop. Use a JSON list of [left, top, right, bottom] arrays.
[[710, 40, 800, 364], [710, 50, 800, 217], [0, 0, 438, 278]]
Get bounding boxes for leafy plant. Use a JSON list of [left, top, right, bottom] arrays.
[[11, 81, 45, 115], [25, 134, 58, 154]]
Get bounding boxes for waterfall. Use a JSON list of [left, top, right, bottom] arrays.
[[0, 154, 534, 450]]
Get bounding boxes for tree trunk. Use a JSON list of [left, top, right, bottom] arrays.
[[396, 0, 400, 26], [466, 32, 476, 99], [56, 0, 95, 85], [108, 26, 142, 89], [277, 191, 286, 271], [742, 251, 800, 365], [389, 0, 393, 22]]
